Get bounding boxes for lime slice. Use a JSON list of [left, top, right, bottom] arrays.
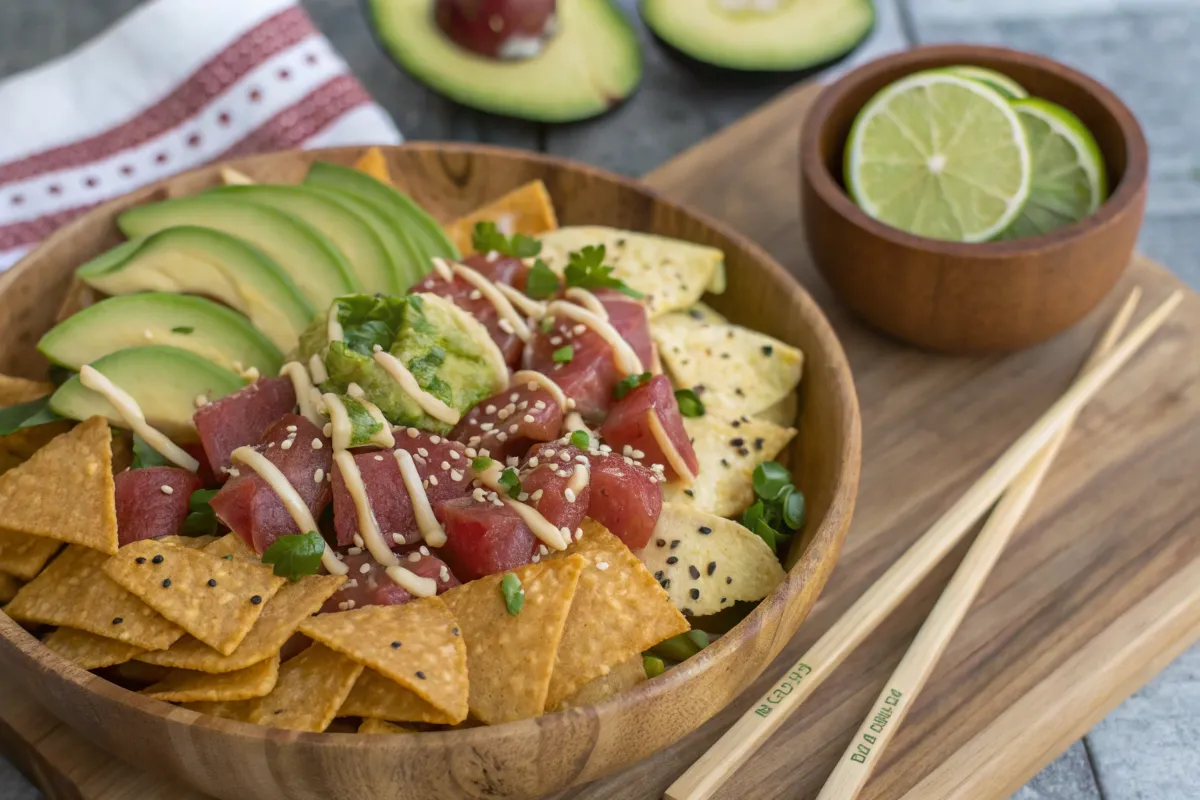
[[845, 71, 1033, 243], [942, 65, 1029, 99], [998, 98, 1108, 240]]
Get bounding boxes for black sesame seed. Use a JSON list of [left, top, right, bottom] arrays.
[[754, 437, 765, 451], [670, 539, 680, 549], [695, 384, 706, 394], [731, 420, 741, 428], [762, 345, 774, 356], [734, 387, 745, 397], [730, 437, 745, 447], [223, 554, 233, 560], [666, 556, 678, 565], [656, 538, 666, 547], [688, 565, 700, 580], [720, 458, 730, 468], [135, 557, 146, 565], [738, 448, 750, 457], [391, 641, 401, 649], [721, 597, 727, 604], [416, 670, 426, 680], [698, 526, 712, 535], [684, 489, 695, 497], [682, 608, 692, 616], [726, 576, 733, 584], [707, 562, 716, 575], [207, 578, 217, 587], [151, 555, 164, 564], [161, 578, 171, 588], [689, 589, 700, 600], [112, 617, 123, 625], [452, 627, 460, 637], [654, 571, 664, 580], [661, 579, 671, 589], [250, 595, 262, 605]]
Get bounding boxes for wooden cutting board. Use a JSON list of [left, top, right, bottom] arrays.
[[4, 81, 1200, 800]]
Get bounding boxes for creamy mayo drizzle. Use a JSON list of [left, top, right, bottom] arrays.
[[326, 308, 344, 344], [434, 258, 532, 342], [564, 288, 609, 320], [332, 450, 398, 568], [393, 448, 447, 547], [432, 258, 454, 282], [372, 350, 462, 426], [476, 460, 568, 551], [280, 362, 324, 426], [322, 393, 354, 452], [496, 282, 546, 319], [566, 463, 590, 497], [650, 343, 663, 375], [79, 366, 199, 472], [546, 300, 643, 376], [307, 354, 328, 384], [647, 409, 696, 486], [231, 446, 347, 575], [563, 411, 590, 434], [510, 370, 569, 412], [385, 565, 438, 598], [362, 399, 395, 448]]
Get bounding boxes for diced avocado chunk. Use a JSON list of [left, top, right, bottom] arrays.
[[118, 195, 360, 310], [205, 184, 399, 295], [39, 293, 282, 376], [50, 346, 245, 442], [75, 226, 312, 353]]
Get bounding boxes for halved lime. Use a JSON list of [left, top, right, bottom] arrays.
[[845, 70, 1033, 243], [942, 65, 1029, 99], [998, 98, 1108, 240]]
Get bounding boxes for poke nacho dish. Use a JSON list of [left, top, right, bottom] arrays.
[[0, 149, 808, 735]]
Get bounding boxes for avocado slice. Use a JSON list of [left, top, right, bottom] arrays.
[[304, 162, 459, 274], [118, 195, 360, 309], [640, 0, 874, 73], [39, 293, 282, 376], [50, 346, 246, 442], [205, 184, 399, 295], [366, 0, 641, 123], [75, 227, 313, 353]]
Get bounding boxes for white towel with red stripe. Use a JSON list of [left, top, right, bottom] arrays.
[[0, 0, 402, 271]]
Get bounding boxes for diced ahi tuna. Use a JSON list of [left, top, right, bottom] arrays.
[[521, 442, 591, 534], [450, 382, 563, 462], [600, 374, 699, 482], [595, 289, 653, 372], [411, 254, 529, 366], [584, 450, 663, 550], [115, 467, 204, 546], [194, 377, 296, 481], [320, 549, 459, 613], [438, 496, 540, 582], [209, 414, 332, 554]]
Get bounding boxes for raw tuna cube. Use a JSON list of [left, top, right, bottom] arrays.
[[194, 377, 296, 481], [437, 496, 540, 582], [584, 449, 663, 550], [521, 442, 591, 535], [600, 374, 699, 481], [320, 549, 459, 613], [115, 466, 203, 546], [450, 382, 563, 462]]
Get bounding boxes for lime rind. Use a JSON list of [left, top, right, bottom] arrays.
[[1012, 97, 1107, 206], [941, 65, 1029, 100]]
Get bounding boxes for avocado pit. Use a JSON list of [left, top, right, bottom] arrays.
[[435, 0, 558, 60]]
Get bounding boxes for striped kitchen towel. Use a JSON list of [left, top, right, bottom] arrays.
[[0, 0, 401, 271]]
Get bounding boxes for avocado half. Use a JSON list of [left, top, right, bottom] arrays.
[[641, 0, 875, 75], [366, 0, 642, 123]]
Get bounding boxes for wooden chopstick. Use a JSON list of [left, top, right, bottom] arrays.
[[664, 288, 1180, 800], [812, 287, 1142, 800]]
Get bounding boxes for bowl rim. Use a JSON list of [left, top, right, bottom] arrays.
[[800, 43, 1150, 258], [0, 142, 862, 764]]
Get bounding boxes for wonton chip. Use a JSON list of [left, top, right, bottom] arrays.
[[551, 654, 648, 712], [5, 546, 183, 650], [663, 414, 796, 517], [445, 180, 559, 253], [650, 304, 729, 338], [0, 528, 62, 581], [544, 523, 687, 709], [0, 417, 117, 554], [443, 555, 585, 724], [137, 573, 344, 673], [637, 503, 786, 617], [338, 668, 456, 724], [756, 392, 798, 428], [103, 539, 286, 655], [358, 718, 414, 735], [353, 146, 393, 186], [538, 227, 723, 317], [300, 597, 468, 725], [44, 627, 146, 670], [248, 643, 363, 732], [142, 654, 279, 703], [654, 322, 803, 416], [0, 571, 18, 603]]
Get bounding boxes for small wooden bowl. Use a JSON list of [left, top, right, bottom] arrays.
[[0, 145, 861, 800], [800, 44, 1150, 353]]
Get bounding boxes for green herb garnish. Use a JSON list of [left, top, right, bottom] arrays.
[[497, 467, 522, 499], [525, 259, 561, 299], [261, 530, 326, 581], [569, 430, 591, 450], [171, 326, 194, 335], [674, 388, 705, 418], [539, 316, 556, 334], [643, 654, 666, 679], [613, 371, 652, 400], [472, 221, 542, 259], [500, 572, 525, 616], [650, 630, 710, 662], [0, 396, 62, 436], [740, 461, 806, 554], [563, 245, 643, 299], [471, 456, 496, 474], [131, 434, 169, 469], [341, 395, 384, 447], [552, 345, 574, 364], [182, 489, 220, 537]]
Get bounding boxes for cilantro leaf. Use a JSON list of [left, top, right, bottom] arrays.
[[569, 430, 591, 450], [563, 245, 643, 299], [509, 234, 542, 259], [341, 395, 384, 447], [552, 345, 574, 364], [525, 259, 561, 299], [498, 467, 522, 499], [674, 389, 705, 418], [500, 572, 525, 615], [261, 530, 326, 581], [131, 434, 170, 469], [182, 489, 220, 536], [471, 221, 543, 259], [0, 396, 62, 436], [471, 456, 496, 474], [613, 372, 652, 400]]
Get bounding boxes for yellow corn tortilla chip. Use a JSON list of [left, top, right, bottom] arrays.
[[157, 535, 216, 550], [43, 627, 146, 670], [445, 180, 559, 254], [443, 555, 585, 724], [300, 597, 468, 725], [538, 227, 724, 317], [358, 718, 414, 735], [248, 643, 363, 732], [184, 699, 256, 723], [103, 538, 286, 655], [1, 421, 75, 464], [142, 654, 279, 703], [0, 528, 62, 581], [338, 668, 456, 725], [137, 573, 344, 673], [637, 503, 786, 617], [202, 532, 258, 562], [756, 392, 798, 428], [353, 146, 393, 186], [544, 523, 688, 709], [551, 654, 648, 712], [0, 571, 18, 603], [5, 546, 183, 650], [0, 374, 53, 405], [663, 414, 797, 518], [654, 322, 804, 416], [0, 416, 117, 554]]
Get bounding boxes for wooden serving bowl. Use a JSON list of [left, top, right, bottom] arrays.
[[0, 145, 861, 800], [801, 44, 1150, 353]]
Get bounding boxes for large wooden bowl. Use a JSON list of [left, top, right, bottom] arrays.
[[0, 144, 861, 800]]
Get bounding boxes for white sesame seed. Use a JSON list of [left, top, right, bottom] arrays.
[[527, 381, 538, 391], [509, 424, 519, 434], [485, 404, 497, 414], [564, 488, 576, 503], [193, 394, 209, 409], [543, 449, 556, 458], [372, 454, 383, 461], [160, 485, 174, 495], [314, 468, 324, 483], [451, 469, 464, 481], [450, 450, 461, 460], [359, 563, 371, 574], [429, 475, 439, 486], [550, 336, 563, 346], [286, 425, 297, 433], [510, 393, 520, 403], [473, 488, 486, 502], [322, 423, 332, 437], [632, 449, 645, 459], [469, 289, 483, 300], [506, 456, 519, 467], [413, 454, 427, 466], [497, 408, 511, 420], [532, 553, 541, 563], [480, 422, 494, 431], [596, 561, 609, 571], [523, 414, 535, 423], [439, 565, 450, 582], [531, 489, 544, 501], [496, 432, 509, 443], [408, 552, 421, 562], [559, 526, 571, 540], [560, 451, 571, 462], [353, 533, 364, 548], [392, 533, 404, 544], [573, 324, 587, 335], [407, 428, 419, 438], [535, 400, 547, 410], [538, 544, 549, 556], [529, 457, 539, 467], [417, 448, 429, 458], [373, 344, 383, 352], [312, 438, 323, 449], [279, 440, 293, 451], [574, 527, 583, 541]]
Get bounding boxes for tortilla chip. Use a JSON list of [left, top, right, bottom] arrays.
[[446, 180, 559, 253], [202, 532, 258, 562], [142, 654, 279, 703], [0, 372, 72, 463], [358, 718, 414, 735], [219, 167, 255, 186], [0, 374, 53, 405], [663, 414, 797, 517], [43, 627, 146, 670], [538, 227, 723, 317], [300, 597, 468, 725], [0, 417, 117, 554], [157, 535, 216, 550], [637, 503, 786, 617], [0, 529, 62, 581], [184, 699, 256, 723], [443, 555, 585, 724], [338, 668, 456, 725], [756, 392, 798, 428], [544, 523, 688, 709], [654, 322, 804, 416], [551, 654, 648, 712], [0, 571, 18, 603], [353, 147, 393, 186], [137, 573, 344, 673], [650, 304, 729, 339], [103, 538, 286, 655], [248, 643, 363, 732]]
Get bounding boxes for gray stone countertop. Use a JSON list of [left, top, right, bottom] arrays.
[[0, 0, 1197, 798]]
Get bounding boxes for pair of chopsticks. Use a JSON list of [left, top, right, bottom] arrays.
[[666, 287, 1183, 800]]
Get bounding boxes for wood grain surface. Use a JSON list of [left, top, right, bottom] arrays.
[[4, 81, 1200, 800]]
